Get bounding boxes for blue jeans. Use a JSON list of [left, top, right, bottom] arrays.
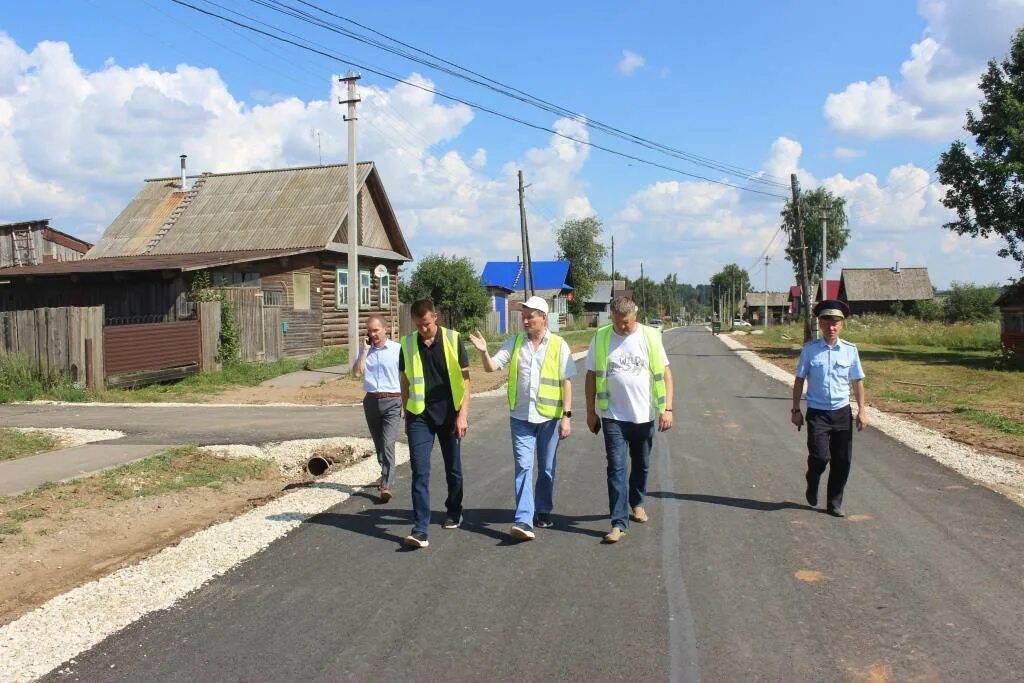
[[509, 417, 561, 525], [406, 414, 463, 534], [602, 418, 655, 530]]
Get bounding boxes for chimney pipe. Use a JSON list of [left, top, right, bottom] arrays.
[[894, 261, 900, 273], [180, 154, 188, 191]]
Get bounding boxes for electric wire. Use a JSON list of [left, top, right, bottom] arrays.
[[168, 0, 790, 199]]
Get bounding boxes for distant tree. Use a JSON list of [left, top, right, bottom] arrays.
[[780, 187, 850, 295], [937, 28, 1024, 269], [943, 282, 1001, 323], [405, 254, 490, 332], [710, 264, 752, 321], [555, 216, 608, 316]]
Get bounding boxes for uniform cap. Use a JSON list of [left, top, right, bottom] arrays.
[[522, 296, 549, 315], [813, 298, 850, 319]]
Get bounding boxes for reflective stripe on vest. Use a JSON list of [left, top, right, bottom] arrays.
[[594, 324, 667, 413], [507, 332, 565, 418], [402, 326, 466, 415]]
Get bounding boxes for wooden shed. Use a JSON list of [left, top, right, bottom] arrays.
[[994, 281, 1024, 356], [0, 219, 91, 268], [838, 266, 935, 316]]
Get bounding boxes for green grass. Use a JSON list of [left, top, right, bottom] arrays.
[[953, 408, 1024, 436], [759, 316, 1001, 351], [95, 445, 278, 500], [875, 389, 932, 404], [0, 428, 59, 461], [91, 347, 349, 403], [0, 353, 88, 404]]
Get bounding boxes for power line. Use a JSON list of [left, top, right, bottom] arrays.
[[168, 0, 790, 199], [190, 0, 790, 191]]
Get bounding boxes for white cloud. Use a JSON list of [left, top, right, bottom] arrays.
[[617, 49, 645, 76], [833, 146, 865, 160], [0, 33, 595, 272], [824, 1, 1024, 139]]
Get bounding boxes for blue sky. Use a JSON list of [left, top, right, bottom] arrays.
[[2, 0, 1023, 290]]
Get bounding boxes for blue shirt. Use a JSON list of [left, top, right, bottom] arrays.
[[360, 340, 401, 393], [795, 338, 865, 410]]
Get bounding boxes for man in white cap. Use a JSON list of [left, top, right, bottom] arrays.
[[469, 296, 576, 541]]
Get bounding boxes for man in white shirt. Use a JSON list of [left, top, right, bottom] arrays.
[[585, 296, 673, 543], [352, 314, 402, 502], [469, 296, 576, 541]]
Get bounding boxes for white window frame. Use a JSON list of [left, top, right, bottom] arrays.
[[359, 269, 371, 309], [335, 268, 348, 309], [379, 273, 391, 308]]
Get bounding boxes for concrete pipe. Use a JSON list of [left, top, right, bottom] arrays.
[[305, 455, 333, 477]]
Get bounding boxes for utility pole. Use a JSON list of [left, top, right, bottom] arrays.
[[790, 173, 813, 343], [517, 170, 535, 296], [821, 210, 828, 302], [340, 72, 361, 365], [763, 255, 769, 329], [640, 262, 646, 314], [610, 235, 615, 291]]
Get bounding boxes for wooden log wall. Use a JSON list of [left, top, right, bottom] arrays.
[[319, 255, 400, 347]]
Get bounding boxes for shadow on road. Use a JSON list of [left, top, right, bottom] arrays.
[[269, 504, 609, 548], [648, 491, 810, 512]]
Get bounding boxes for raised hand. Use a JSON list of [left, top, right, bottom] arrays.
[[468, 329, 488, 353]]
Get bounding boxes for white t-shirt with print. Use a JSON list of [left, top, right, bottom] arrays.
[[586, 327, 669, 423]]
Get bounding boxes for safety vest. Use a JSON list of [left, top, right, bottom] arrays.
[[594, 324, 667, 413], [507, 332, 565, 418], [401, 326, 466, 415]]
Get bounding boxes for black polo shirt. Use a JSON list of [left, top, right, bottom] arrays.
[[399, 329, 469, 426]]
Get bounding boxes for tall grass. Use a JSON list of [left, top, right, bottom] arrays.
[[758, 316, 1000, 351], [0, 353, 87, 404]]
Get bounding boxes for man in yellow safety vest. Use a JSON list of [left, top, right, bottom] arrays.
[[399, 298, 472, 550], [585, 296, 673, 543], [469, 296, 576, 541]]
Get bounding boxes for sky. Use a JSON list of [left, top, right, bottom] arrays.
[[2, 0, 1024, 291]]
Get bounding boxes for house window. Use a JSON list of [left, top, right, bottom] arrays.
[[379, 273, 391, 308], [336, 268, 348, 309], [263, 289, 284, 307], [293, 273, 310, 311], [360, 269, 371, 308]]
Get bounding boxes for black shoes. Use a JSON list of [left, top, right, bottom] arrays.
[[441, 515, 462, 529], [805, 474, 819, 507], [534, 513, 553, 529], [826, 507, 845, 518]]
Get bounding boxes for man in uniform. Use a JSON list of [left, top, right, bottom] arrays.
[[585, 296, 673, 543], [399, 298, 472, 549], [791, 299, 868, 517], [468, 296, 575, 541]]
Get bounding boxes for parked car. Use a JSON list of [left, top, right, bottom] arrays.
[[732, 317, 752, 328]]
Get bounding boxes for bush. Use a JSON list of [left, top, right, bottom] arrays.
[[944, 282, 1000, 323], [913, 298, 945, 321]]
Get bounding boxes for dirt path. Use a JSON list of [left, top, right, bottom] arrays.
[[0, 476, 300, 624]]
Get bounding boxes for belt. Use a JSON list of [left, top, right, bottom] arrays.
[[366, 391, 401, 398]]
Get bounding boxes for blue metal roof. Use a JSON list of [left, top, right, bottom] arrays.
[[481, 260, 573, 291]]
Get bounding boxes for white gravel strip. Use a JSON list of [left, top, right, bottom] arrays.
[[717, 332, 1024, 507], [0, 436, 409, 683], [8, 427, 124, 448]]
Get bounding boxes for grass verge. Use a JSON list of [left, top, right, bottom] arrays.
[[0, 429, 59, 462], [0, 446, 278, 536], [0, 353, 88, 404]]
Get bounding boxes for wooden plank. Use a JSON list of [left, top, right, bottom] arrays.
[[48, 307, 69, 378], [69, 307, 84, 385], [90, 306, 105, 390], [35, 308, 49, 376]]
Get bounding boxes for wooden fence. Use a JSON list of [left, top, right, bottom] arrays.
[[0, 306, 104, 388], [219, 288, 283, 362]]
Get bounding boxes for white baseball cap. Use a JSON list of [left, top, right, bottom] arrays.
[[522, 295, 549, 315]]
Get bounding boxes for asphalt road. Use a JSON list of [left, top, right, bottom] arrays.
[[33, 326, 1024, 681]]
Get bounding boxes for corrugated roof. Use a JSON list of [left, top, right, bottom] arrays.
[[839, 267, 934, 302], [0, 248, 319, 277], [87, 163, 375, 259], [745, 291, 790, 307], [481, 260, 573, 291]]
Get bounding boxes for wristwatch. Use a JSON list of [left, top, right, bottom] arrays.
[[791, 408, 802, 414], [563, 411, 573, 418]]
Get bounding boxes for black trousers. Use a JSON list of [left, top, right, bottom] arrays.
[[805, 405, 853, 510]]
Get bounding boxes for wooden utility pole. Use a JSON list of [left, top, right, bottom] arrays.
[[790, 173, 813, 342], [517, 170, 535, 296], [763, 255, 769, 329], [640, 262, 646, 313], [340, 72, 361, 363]]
